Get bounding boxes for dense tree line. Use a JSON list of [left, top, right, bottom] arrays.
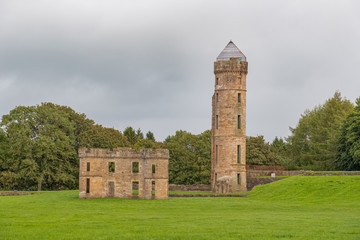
[[287, 92, 354, 170], [165, 130, 211, 185], [1, 91, 359, 189], [229, 92, 357, 171], [336, 98, 360, 170], [0, 103, 159, 190]]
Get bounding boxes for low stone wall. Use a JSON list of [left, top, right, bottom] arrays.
[[247, 170, 305, 178], [246, 165, 288, 171], [169, 184, 211, 192], [246, 177, 285, 191]]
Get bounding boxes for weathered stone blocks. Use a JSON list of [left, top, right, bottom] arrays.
[[211, 56, 248, 193], [79, 147, 169, 200]]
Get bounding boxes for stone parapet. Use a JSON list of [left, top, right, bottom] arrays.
[[78, 147, 169, 159], [79, 147, 169, 200], [214, 58, 248, 74]]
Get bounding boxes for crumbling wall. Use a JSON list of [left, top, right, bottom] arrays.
[[79, 147, 169, 200]]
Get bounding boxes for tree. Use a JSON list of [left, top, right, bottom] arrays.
[[336, 98, 360, 170], [136, 128, 144, 140], [0, 128, 9, 171], [78, 124, 129, 149], [1, 103, 78, 190], [146, 131, 156, 142], [0, 102, 129, 190], [123, 127, 137, 145], [165, 130, 211, 184], [288, 91, 354, 170], [246, 136, 278, 166], [270, 137, 295, 169]]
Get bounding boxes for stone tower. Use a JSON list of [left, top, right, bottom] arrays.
[[211, 41, 248, 193]]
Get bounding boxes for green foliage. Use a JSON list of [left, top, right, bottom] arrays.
[[123, 127, 162, 150], [0, 175, 359, 239], [336, 97, 360, 170], [146, 131, 156, 142], [0, 103, 128, 191], [288, 91, 354, 170], [270, 137, 295, 169], [0, 128, 9, 169], [1, 103, 79, 190], [165, 130, 211, 184], [246, 135, 278, 165], [123, 126, 137, 145], [133, 139, 158, 150], [78, 124, 130, 149], [136, 128, 144, 140]]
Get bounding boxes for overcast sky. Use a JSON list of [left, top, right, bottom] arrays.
[[1, 0, 360, 142]]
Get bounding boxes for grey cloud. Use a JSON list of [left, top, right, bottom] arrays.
[[0, 0, 360, 141]]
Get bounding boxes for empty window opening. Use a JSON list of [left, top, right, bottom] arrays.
[[238, 93, 241, 103], [238, 115, 241, 129], [108, 181, 114, 197], [86, 178, 90, 193], [216, 145, 218, 163], [86, 162, 90, 171], [132, 181, 139, 196], [108, 162, 115, 173], [132, 162, 139, 173], [152, 181, 155, 196], [237, 145, 240, 163], [216, 93, 219, 102], [216, 77, 219, 85], [216, 115, 219, 129], [152, 164, 156, 174], [237, 174, 241, 184], [215, 173, 217, 181]]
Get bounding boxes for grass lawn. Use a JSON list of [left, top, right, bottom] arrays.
[[0, 175, 359, 240]]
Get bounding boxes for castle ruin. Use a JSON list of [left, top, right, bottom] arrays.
[[79, 147, 169, 200], [211, 41, 248, 193]]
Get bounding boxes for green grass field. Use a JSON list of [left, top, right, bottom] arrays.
[[1, 175, 359, 240]]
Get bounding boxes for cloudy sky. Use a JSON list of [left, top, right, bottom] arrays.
[[1, 0, 360, 141]]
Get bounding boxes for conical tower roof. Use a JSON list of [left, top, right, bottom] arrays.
[[216, 41, 246, 62]]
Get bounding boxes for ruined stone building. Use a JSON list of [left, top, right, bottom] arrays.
[[79, 148, 169, 200], [211, 41, 248, 193]]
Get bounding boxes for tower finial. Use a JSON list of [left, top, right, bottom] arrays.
[[216, 41, 246, 61]]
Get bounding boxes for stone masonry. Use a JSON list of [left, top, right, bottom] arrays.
[[79, 147, 169, 200], [211, 41, 248, 193]]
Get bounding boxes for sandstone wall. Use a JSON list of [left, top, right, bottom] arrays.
[[211, 59, 248, 193], [79, 147, 169, 200]]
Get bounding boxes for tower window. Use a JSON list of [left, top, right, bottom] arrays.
[[216, 115, 219, 129], [237, 145, 240, 163], [132, 181, 139, 196], [238, 115, 241, 129], [216, 77, 219, 85], [132, 162, 139, 173], [216, 145, 218, 163], [86, 178, 90, 193], [86, 162, 90, 172], [237, 174, 241, 184], [216, 93, 219, 102], [108, 162, 115, 173], [152, 181, 155, 196], [215, 173, 217, 181], [152, 164, 156, 174], [238, 93, 241, 103]]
